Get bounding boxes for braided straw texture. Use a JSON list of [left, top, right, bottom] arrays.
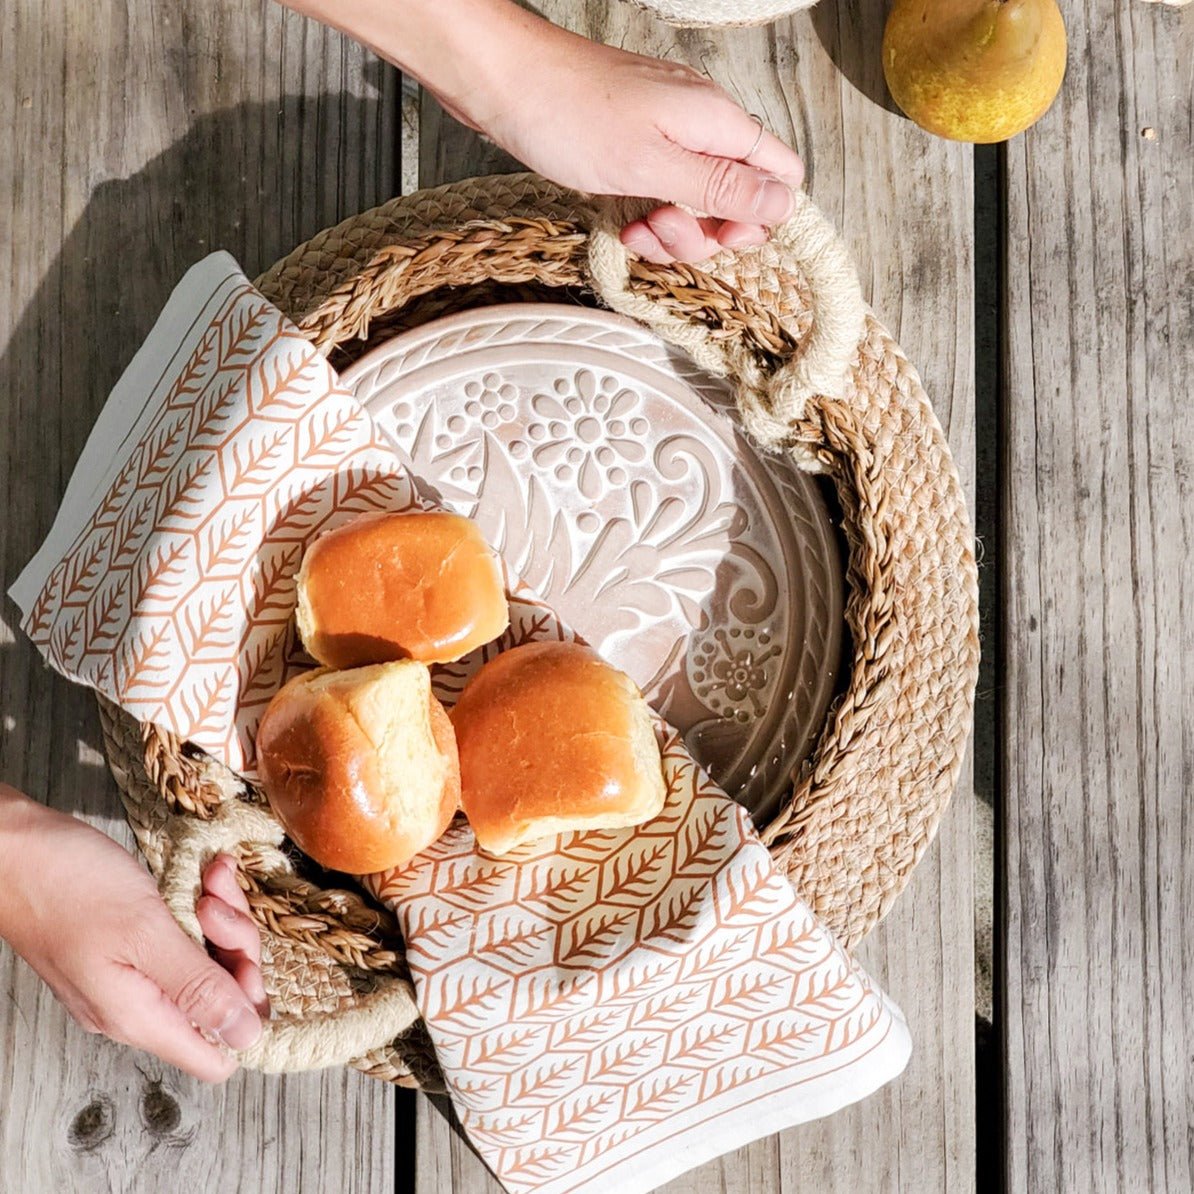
[[100, 172, 978, 1086]]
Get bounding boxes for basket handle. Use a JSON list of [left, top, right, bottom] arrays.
[[586, 189, 867, 466], [282, 180, 865, 468], [159, 803, 421, 1072]]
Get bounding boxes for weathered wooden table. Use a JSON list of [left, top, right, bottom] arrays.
[[1, 1, 1189, 1190]]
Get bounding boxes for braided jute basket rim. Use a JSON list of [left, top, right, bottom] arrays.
[[101, 172, 979, 1086], [619, 0, 812, 29]]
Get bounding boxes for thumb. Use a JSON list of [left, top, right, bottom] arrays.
[[140, 919, 263, 1051], [656, 148, 796, 225]]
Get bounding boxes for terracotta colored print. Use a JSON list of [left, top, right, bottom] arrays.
[[375, 595, 908, 1194], [23, 284, 420, 771]]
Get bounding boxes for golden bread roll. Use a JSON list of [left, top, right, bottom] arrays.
[[296, 511, 508, 668], [451, 641, 666, 855], [256, 660, 460, 873]]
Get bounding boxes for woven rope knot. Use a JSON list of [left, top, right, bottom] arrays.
[[155, 799, 420, 1073], [585, 190, 864, 474]]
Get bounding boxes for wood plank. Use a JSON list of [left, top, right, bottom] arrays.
[[411, 3, 975, 1189], [1002, 3, 1194, 1191], [0, 3, 399, 1190]]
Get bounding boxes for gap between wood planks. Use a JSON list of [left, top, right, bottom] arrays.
[[972, 140, 1002, 1194]]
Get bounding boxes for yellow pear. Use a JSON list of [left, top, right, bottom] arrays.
[[882, 0, 1067, 143]]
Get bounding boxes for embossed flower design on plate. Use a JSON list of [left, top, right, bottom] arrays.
[[340, 305, 844, 824], [524, 372, 647, 498]]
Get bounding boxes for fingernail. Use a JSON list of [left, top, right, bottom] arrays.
[[652, 222, 680, 248], [216, 1004, 261, 1050], [721, 226, 770, 250], [204, 855, 231, 884], [198, 894, 238, 923], [250, 972, 269, 1011], [754, 179, 795, 223]]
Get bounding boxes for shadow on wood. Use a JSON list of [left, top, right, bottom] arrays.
[[0, 84, 395, 819], [0, 0, 402, 1182], [810, 0, 902, 115]]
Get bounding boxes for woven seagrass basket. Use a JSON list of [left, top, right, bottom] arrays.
[[98, 173, 978, 1089]]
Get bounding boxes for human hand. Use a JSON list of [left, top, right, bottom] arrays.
[[477, 32, 805, 265], [0, 785, 266, 1082], [291, 0, 804, 263]]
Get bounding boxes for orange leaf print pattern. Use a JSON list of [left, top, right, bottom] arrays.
[[157, 456, 215, 524], [189, 377, 242, 443], [138, 418, 186, 484], [236, 631, 287, 701], [601, 840, 670, 901], [183, 591, 237, 654], [165, 325, 218, 411], [431, 974, 509, 1032], [94, 452, 142, 528], [521, 864, 596, 915], [469, 1026, 545, 1068], [381, 714, 906, 1194], [22, 273, 418, 772], [624, 1073, 696, 1120], [50, 612, 85, 672], [502, 1145, 574, 1182], [247, 544, 301, 616], [226, 428, 289, 491], [549, 1090, 620, 1140], [664, 1021, 741, 1065], [513, 973, 595, 1021], [177, 669, 233, 738], [475, 918, 553, 968], [110, 493, 155, 566], [132, 537, 193, 611], [513, 1058, 582, 1104], [750, 1017, 825, 1062], [86, 575, 129, 645], [558, 909, 635, 965], [26, 564, 64, 640], [118, 621, 173, 692], [549, 1006, 625, 1049], [61, 539, 106, 601], [468, 1112, 542, 1147], [587, 1037, 660, 1083], [202, 506, 258, 573], [631, 986, 705, 1028], [678, 805, 730, 873]]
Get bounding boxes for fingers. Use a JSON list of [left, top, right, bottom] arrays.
[[662, 96, 804, 187], [621, 208, 770, 264], [134, 909, 262, 1052], [104, 966, 240, 1084], [201, 853, 248, 912], [653, 142, 797, 227], [651, 92, 803, 228], [199, 855, 269, 1016], [197, 896, 261, 966], [716, 221, 770, 250], [216, 952, 269, 1018], [196, 895, 269, 1016], [620, 222, 672, 265], [622, 208, 721, 264]]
